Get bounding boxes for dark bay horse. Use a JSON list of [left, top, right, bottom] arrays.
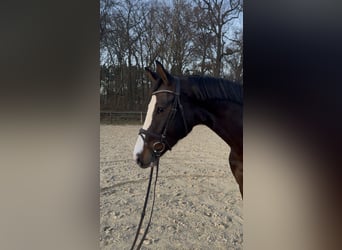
[[133, 61, 243, 196]]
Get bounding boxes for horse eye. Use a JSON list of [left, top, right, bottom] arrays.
[[157, 107, 164, 114]]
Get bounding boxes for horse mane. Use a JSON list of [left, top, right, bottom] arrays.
[[186, 76, 243, 105], [150, 74, 243, 105]]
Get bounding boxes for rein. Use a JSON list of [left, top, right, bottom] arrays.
[[130, 159, 159, 250]]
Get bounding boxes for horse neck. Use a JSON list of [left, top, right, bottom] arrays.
[[184, 82, 243, 151]]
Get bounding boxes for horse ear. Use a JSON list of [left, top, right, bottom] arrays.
[[145, 67, 158, 84], [155, 60, 172, 85]]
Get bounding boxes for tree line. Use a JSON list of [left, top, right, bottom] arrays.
[[100, 0, 243, 111]]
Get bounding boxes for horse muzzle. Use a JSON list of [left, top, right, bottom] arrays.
[[135, 143, 166, 168], [135, 151, 157, 168]]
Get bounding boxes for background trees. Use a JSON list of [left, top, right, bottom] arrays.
[[100, 0, 242, 111]]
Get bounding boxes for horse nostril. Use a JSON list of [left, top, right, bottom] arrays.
[[136, 155, 142, 166]]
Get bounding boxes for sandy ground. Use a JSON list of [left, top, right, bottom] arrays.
[[100, 124, 243, 250]]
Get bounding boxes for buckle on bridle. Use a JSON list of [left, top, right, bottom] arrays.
[[152, 141, 165, 156]]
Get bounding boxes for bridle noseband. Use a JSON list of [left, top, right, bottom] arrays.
[[139, 78, 188, 158]]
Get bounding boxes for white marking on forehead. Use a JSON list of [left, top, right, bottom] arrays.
[[133, 95, 157, 160], [142, 95, 156, 129]]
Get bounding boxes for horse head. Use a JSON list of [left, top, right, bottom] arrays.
[[133, 61, 189, 168]]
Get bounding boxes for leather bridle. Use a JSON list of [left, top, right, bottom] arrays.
[[139, 78, 188, 158], [138, 78, 188, 158], [130, 78, 188, 250]]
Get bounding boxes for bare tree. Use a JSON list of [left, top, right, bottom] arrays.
[[100, 0, 148, 109], [169, 0, 194, 75], [194, 0, 242, 77], [224, 29, 243, 82], [190, 4, 215, 75], [100, 0, 243, 111], [153, 0, 194, 75]]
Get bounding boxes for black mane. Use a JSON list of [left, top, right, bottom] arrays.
[[187, 76, 243, 105]]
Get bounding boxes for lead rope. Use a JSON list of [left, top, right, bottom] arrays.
[[130, 158, 159, 250]]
